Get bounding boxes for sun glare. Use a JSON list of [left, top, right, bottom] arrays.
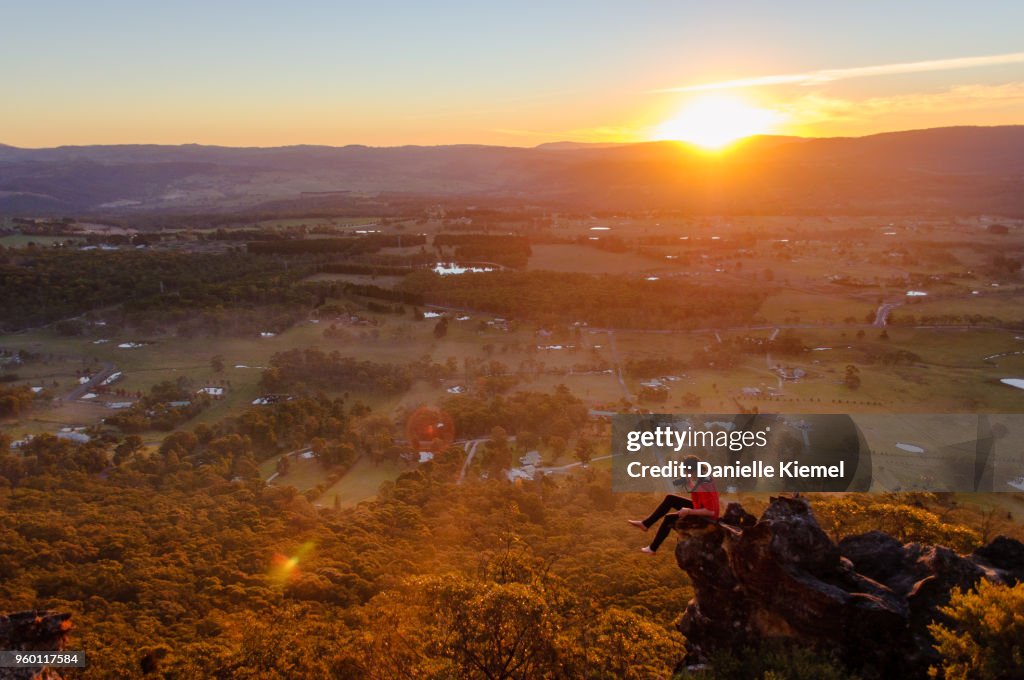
[[654, 95, 783, 149]]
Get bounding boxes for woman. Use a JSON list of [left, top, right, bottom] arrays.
[[628, 455, 720, 554]]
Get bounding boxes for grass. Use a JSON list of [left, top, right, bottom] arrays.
[[319, 457, 406, 508], [256, 448, 406, 508], [253, 217, 380, 230], [0, 235, 83, 248], [303, 273, 406, 287], [900, 291, 1024, 322], [1, 307, 604, 440], [6, 292, 1024, 445], [757, 291, 876, 325], [528, 244, 659, 274], [4, 223, 1024, 498], [956, 492, 1024, 520]]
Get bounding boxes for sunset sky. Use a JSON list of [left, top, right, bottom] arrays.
[[3, 0, 1024, 147]]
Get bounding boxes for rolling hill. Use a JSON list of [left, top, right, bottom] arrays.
[[1, 126, 1023, 215]]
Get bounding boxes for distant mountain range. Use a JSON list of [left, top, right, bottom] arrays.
[[1, 126, 1023, 215]]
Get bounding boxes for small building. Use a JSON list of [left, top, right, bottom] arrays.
[[506, 466, 536, 482], [196, 387, 225, 398], [519, 451, 542, 467], [775, 367, 806, 381], [56, 431, 91, 444]]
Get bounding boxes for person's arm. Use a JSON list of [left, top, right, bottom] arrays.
[[666, 506, 714, 517], [681, 507, 715, 517], [673, 484, 718, 517]]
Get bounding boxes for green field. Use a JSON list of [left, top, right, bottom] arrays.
[[319, 458, 406, 509], [901, 291, 1024, 322], [253, 217, 381, 229], [528, 244, 660, 274], [303, 272, 406, 287], [5, 217, 1024, 512], [0, 234, 83, 248], [757, 291, 876, 325]]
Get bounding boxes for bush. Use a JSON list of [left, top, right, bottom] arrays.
[[684, 643, 860, 680], [928, 579, 1024, 679]]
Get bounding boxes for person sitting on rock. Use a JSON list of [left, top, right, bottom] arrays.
[[628, 455, 720, 554]]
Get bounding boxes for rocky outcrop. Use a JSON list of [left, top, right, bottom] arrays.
[[0, 612, 72, 680], [674, 497, 1023, 678]]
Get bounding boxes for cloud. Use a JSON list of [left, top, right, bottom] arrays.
[[780, 81, 1024, 130], [659, 52, 1024, 93]]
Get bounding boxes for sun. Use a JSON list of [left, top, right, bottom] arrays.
[[654, 94, 783, 149]]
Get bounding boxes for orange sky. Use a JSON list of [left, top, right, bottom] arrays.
[[2, 2, 1024, 147]]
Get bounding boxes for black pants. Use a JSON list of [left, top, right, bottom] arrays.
[[642, 494, 694, 552]]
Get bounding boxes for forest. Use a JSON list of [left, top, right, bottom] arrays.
[[400, 270, 767, 329], [258, 349, 451, 395], [0, 249, 309, 333], [0, 423, 1019, 678], [433, 233, 533, 269], [0, 212, 1021, 678], [245, 234, 425, 255]]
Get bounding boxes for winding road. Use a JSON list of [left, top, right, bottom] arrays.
[[873, 302, 901, 327], [457, 437, 490, 484]]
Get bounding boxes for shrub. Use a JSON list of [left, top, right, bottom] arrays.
[[928, 579, 1024, 679]]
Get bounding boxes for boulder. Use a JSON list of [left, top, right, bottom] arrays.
[[0, 611, 72, 680], [674, 497, 1023, 678]]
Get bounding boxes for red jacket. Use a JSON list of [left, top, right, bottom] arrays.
[[690, 478, 721, 519]]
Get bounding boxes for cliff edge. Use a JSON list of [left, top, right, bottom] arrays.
[[674, 497, 1024, 678]]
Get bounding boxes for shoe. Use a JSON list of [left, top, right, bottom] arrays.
[[628, 520, 648, 532], [640, 546, 656, 555]]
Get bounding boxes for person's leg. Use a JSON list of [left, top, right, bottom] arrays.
[[649, 515, 678, 552], [641, 495, 692, 529]]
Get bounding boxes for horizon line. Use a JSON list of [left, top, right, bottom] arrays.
[[2, 123, 1023, 152]]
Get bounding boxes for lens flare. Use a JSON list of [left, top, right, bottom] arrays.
[[405, 406, 455, 450], [270, 541, 315, 583]]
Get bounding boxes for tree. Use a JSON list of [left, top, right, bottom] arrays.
[[843, 365, 861, 390], [210, 355, 225, 373], [490, 426, 508, 449], [114, 434, 145, 465], [516, 430, 540, 453], [355, 548, 686, 679], [433, 317, 449, 339], [0, 454, 26, 491], [586, 608, 686, 678], [548, 435, 567, 460], [574, 436, 595, 465]]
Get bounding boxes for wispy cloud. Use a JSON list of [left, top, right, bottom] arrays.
[[779, 81, 1024, 132], [659, 52, 1024, 93]]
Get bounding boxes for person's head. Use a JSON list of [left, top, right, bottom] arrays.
[[683, 455, 701, 478]]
